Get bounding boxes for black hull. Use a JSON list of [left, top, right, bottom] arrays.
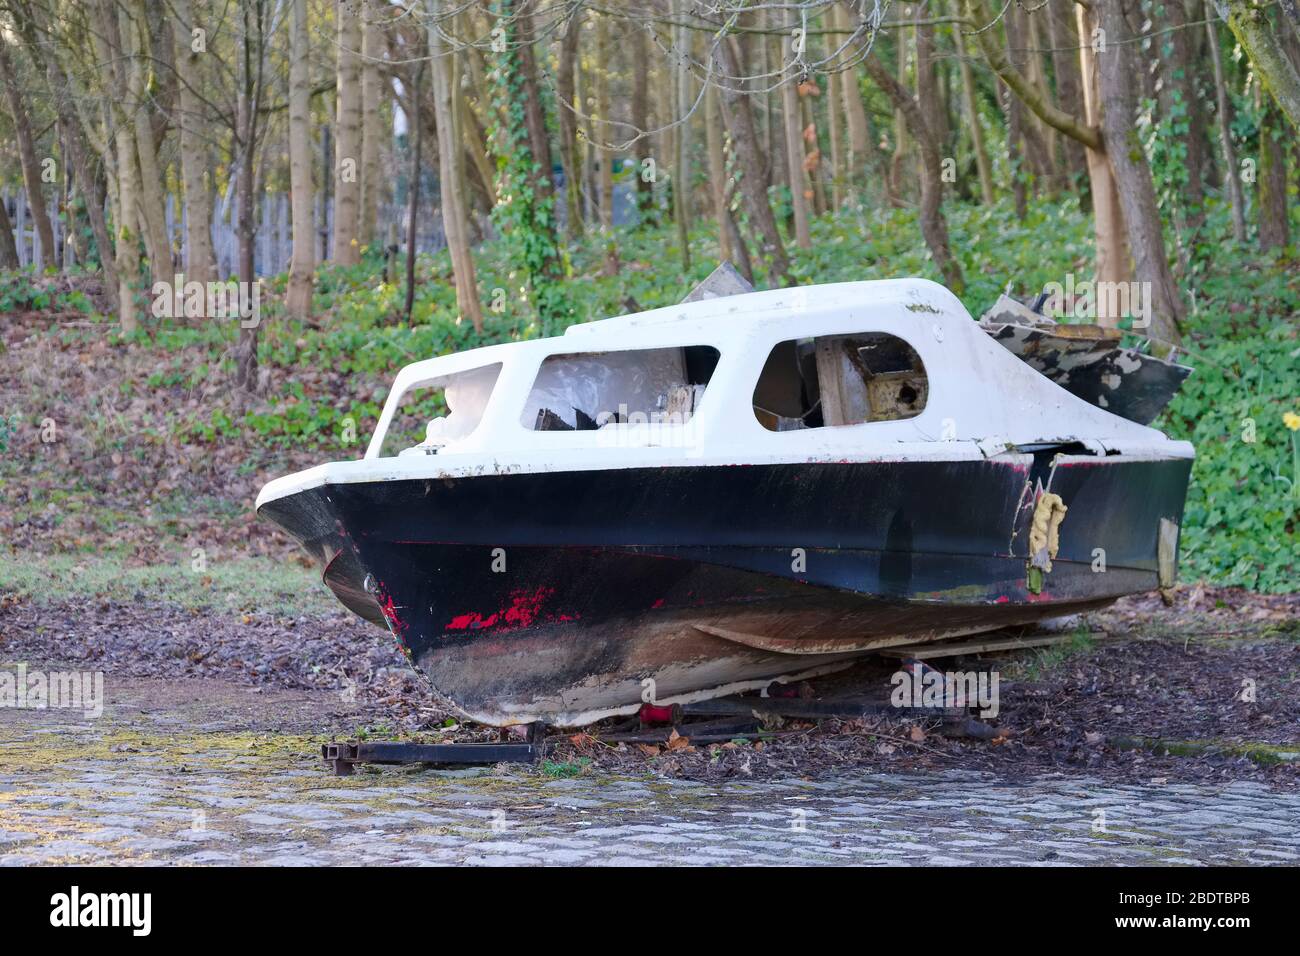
[[259, 457, 1191, 725]]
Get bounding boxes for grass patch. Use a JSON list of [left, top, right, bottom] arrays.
[[541, 758, 592, 778], [0, 553, 329, 615], [1009, 626, 1099, 681], [1109, 736, 1300, 766]]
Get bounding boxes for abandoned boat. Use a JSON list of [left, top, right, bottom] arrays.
[[256, 276, 1194, 726]]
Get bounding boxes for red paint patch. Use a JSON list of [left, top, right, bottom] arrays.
[[445, 586, 580, 633], [375, 586, 410, 648]]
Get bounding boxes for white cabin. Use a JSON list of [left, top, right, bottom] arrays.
[[256, 279, 1193, 509]]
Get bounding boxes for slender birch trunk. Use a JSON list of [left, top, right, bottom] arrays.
[[833, 5, 870, 197], [672, 0, 692, 268], [428, 0, 483, 331], [630, 24, 653, 226], [125, 0, 173, 281], [782, 67, 813, 249], [1205, 7, 1247, 242], [359, 0, 383, 246], [172, 0, 216, 284], [332, 0, 363, 264], [955, 17, 995, 204], [557, 14, 584, 239], [287, 0, 315, 317], [596, 14, 614, 230]]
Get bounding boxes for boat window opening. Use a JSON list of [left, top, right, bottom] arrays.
[[521, 346, 720, 431], [753, 333, 927, 431], [381, 363, 502, 457]]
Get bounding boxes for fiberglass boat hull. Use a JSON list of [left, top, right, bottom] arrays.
[[258, 453, 1192, 726]]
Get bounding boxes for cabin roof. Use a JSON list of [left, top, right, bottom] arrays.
[[561, 278, 966, 344]]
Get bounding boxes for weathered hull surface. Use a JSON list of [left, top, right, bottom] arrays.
[[259, 456, 1191, 725]]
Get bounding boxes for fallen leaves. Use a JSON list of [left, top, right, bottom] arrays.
[[665, 729, 693, 752]]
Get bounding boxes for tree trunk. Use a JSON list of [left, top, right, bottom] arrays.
[[1077, 2, 1130, 308], [514, 2, 557, 210], [782, 71, 813, 249], [0, 198, 19, 268], [558, 14, 584, 239], [955, 18, 995, 204], [706, 80, 753, 281], [93, 0, 143, 332], [715, 35, 794, 286], [428, 0, 483, 332], [801, 82, 829, 215], [833, 4, 870, 197], [460, 90, 497, 209], [1166, 0, 1208, 227], [233, 0, 262, 393], [1224, 0, 1300, 128], [356, 0, 379, 247], [827, 68, 843, 209], [332, 0, 363, 264], [672, 1, 692, 268], [45, 56, 118, 300], [889, 34, 909, 207], [1095, 0, 1184, 345], [1045, 0, 1088, 185], [865, 54, 965, 295], [1002, 5, 1053, 194], [112, 123, 143, 333], [498, 0, 565, 319], [1003, 81, 1029, 218], [172, 0, 216, 284], [1017, 2, 1058, 189], [916, 20, 948, 157], [1205, 7, 1247, 242], [286, 0, 315, 318], [630, 24, 653, 226], [0, 35, 56, 264], [404, 61, 423, 326], [705, 81, 732, 264], [1257, 97, 1291, 250], [359, 0, 384, 247], [596, 14, 614, 231], [125, 0, 173, 281]]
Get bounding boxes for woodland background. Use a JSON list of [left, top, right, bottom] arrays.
[[0, 0, 1296, 596]]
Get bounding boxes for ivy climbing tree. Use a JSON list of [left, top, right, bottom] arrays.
[[488, 0, 569, 332]]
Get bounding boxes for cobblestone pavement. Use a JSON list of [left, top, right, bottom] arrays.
[[3, 697, 1299, 866]]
